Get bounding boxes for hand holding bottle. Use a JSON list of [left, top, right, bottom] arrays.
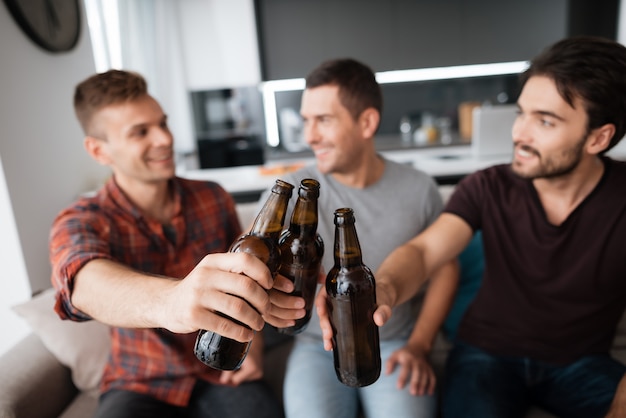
[[194, 179, 294, 371], [161, 251, 279, 338], [316, 277, 394, 352]]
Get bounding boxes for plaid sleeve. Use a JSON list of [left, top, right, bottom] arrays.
[[49, 204, 115, 321]]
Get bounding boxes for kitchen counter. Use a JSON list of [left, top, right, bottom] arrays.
[[180, 144, 503, 202]]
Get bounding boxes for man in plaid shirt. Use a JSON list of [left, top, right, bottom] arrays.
[[50, 70, 303, 418]]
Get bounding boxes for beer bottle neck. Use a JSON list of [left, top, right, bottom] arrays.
[[251, 183, 292, 241], [334, 223, 363, 267], [251, 196, 288, 240], [289, 196, 318, 238]]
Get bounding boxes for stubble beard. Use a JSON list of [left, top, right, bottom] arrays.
[[511, 135, 587, 180]]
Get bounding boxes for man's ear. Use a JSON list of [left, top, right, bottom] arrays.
[[587, 123, 615, 155], [359, 107, 380, 139], [84, 136, 111, 165]]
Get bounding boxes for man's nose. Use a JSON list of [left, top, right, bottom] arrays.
[[511, 114, 527, 144], [304, 122, 318, 145], [153, 127, 173, 146]]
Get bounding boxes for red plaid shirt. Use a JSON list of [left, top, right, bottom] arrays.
[[50, 176, 242, 406]]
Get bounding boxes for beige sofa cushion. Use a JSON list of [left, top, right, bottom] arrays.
[[12, 289, 110, 394]]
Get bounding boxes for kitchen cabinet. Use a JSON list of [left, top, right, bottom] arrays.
[[255, 0, 571, 80], [178, 0, 261, 90]]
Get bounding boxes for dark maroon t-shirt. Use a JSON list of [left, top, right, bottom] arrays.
[[445, 158, 626, 365]]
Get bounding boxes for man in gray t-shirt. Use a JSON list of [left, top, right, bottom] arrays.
[[258, 58, 458, 418]]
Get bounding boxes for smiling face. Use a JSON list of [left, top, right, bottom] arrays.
[[85, 95, 175, 191], [511, 76, 591, 180], [300, 85, 369, 176]]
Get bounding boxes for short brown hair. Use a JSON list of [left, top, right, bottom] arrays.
[[73, 69, 148, 137], [305, 58, 382, 121]]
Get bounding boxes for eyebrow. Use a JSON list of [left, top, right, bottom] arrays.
[[127, 115, 168, 132], [518, 103, 566, 122], [301, 112, 333, 120], [534, 110, 566, 122]]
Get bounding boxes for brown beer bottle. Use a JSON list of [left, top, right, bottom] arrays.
[[194, 179, 294, 370], [326, 207, 381, 387], [276, 178, 324, 335]]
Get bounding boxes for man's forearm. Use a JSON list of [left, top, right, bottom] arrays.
[[71, 258, 177, 328], [376, 242, 429, 308], [376, 213, 473, 310]]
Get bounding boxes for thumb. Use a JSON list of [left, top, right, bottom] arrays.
[[373, 304, 392, 327]]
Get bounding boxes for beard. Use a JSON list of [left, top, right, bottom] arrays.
[[511, 134, 587, 180]]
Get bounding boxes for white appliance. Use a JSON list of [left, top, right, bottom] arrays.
[[471, 104, 517, 158]]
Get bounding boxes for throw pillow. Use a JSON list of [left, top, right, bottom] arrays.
[[12, 288, 110, 394]]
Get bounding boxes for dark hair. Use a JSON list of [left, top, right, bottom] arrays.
[[305, 58, 383, 121], [521, 36, 626, 153], [73, 70, 148, 137]]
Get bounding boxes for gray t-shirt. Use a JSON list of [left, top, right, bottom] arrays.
[[259, 157, 443, 341]]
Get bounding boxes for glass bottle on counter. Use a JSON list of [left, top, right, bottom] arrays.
[[194, 179, 294, 370], [275, 178, 324, 335], [325, 208, 381, 387]]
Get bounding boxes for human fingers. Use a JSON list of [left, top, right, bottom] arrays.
[[267, 287, 305, 311], [196, 253, 275, 315], [385, 352, 399, 376], [218, 370, 237, 387], [163, 274, 263, 340], [193, 271, 269, 328], [409, 360, 436, 396], [219, 360, 263, 386], [171, 263, 270, 337], [264, 288, 305, 328], [272, 273, 295, 293], [372, 304, 392, 327], [386, 349, 412, 390], [200, 252, 275, 290], [314, 287, 334, 351]]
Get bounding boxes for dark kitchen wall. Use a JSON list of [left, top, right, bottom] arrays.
[[268, 72, 519, 157], [255, 0, 569, 80], [568, 0, 619, 39], [255, 0, 619, 81], [272, 74, 519, 133]]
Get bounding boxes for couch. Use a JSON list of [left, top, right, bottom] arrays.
[[0, 286, 297, 418], [2, 196, 626, 418], [0, 300, 541, 418], [5, 294, 626, 418]]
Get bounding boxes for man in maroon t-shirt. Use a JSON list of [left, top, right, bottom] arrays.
[[317, 37, 626, 418]]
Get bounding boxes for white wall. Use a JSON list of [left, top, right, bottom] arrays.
[[0, 2, 109, 354], [0, 155, 30, 352]]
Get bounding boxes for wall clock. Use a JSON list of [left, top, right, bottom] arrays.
[[3, 0, 81, 53]]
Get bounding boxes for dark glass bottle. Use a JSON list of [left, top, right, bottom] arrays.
[[326, 207, 381, 387], [194, 179, 294, 371], [276, 178, 324, 335]]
